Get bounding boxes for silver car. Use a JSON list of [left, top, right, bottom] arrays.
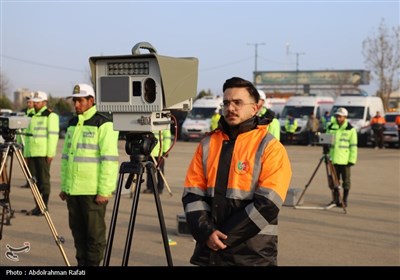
[[383, 112, 400, 148]]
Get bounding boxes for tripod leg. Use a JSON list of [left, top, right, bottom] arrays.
[[326, 160, 347, 214], [295, 155, 325, 207], [147, 162, 173, 266], [103, 168, 126, 266], [121, 164, 145, 266], [13, 146, 71, 265]]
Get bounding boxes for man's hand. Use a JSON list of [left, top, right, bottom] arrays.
[[47, 157, 53, 165], [206, 230, 228, 251], [95, 195, 109, 205], [59, 191, 67, 201]]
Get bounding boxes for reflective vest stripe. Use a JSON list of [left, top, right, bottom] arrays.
[[185, 200, 211, 213], [201, 136, 211, 176], [259, 225, 278, 236], [77, 143, 99, 150], [245, 203, 270, 230]]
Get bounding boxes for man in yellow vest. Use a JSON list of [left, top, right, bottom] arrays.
[[18, 92, 35, 188], [24, 91, 59, 216], [59, 83, 119, 266], [257, 90, 280, 140], [210, 109, 221, 131]]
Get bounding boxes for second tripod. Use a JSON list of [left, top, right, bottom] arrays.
[[294, 145, 347, 214], [0, 137, 70, 265]]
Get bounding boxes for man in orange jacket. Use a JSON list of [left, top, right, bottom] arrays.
[[182, 77, 292, 266], [370, 111, 386, 149]]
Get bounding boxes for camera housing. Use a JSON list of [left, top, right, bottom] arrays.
[[0, 116, 31, 142], [0, 116, 30, 131], [89, 42, 198, 132], [318, 133, 335, 146]]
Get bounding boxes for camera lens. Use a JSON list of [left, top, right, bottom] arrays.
[[143, 78, 156, 104]]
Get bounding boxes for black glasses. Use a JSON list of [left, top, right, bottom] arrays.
[[221, 100, 255, 109]]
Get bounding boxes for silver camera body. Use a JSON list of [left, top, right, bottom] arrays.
[[89, 42, 198, 132], [318, 133, 335, 145], [0, 116, 30, 131]]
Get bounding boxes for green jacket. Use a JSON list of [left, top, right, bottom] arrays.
[[61, 106, 119, 196], [151, 129, 172, 157], [17, 107, 35, 146], [268, 118, 281, 140], [327, 120, 358, 165], [210, 113, 221, 131], [285, 118, 298, 133], [258, 107, 280, 140], [24, 106, 59, 158]]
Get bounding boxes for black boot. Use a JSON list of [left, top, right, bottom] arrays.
[[327, 189, 339, 206], [26, 206, 41, 216]]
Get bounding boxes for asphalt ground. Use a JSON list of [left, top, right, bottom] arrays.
[[0, 140, 399, 268]]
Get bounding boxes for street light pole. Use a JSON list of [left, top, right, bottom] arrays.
[[247, 42, 266, 73], [286, 44, 306, 94]]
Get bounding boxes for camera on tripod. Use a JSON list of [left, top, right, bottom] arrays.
[[0, 116, 31, 142], [317, 133, 335, 146], [89, 41, 199, 132]]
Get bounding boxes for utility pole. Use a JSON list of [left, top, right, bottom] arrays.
[[287, 45, 305, 95], [247, 42, 266, 73]]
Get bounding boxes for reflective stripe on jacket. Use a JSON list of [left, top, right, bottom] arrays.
[[24, 106, 59, 158], [183, 118, 292, 266], [327, 120, 358, 165], [61, 106, 119, 196]]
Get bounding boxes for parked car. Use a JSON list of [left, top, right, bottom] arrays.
[[59, 112, 74, 139], [383, 112, 400, 148]]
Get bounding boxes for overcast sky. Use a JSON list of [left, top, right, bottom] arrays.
[[1, 0, 399, 98]]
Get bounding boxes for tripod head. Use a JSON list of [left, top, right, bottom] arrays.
[[1, 130, 18, 143], [124, 132, 157, 162], [322, 144, 331, 155]]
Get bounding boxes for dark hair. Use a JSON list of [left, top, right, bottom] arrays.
[[222, 77, 260, 103]]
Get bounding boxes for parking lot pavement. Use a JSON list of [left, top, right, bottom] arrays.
[[0, 140, 399, 267]]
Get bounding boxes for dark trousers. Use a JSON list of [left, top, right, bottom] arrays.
[[308, 131, 317, 145], [334, 164, 351, 190], [373, 129, 384, 148], [27, 157, 51, 195], [286, 132, 294, 144], [146, 157, 165, 192], [66, 195, 107, 266]]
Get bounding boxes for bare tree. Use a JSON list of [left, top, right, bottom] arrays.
[[0, 70, 9, 97], [362, 19, 400, 111]]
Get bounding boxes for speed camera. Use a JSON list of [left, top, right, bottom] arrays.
[[89, 42, 198, 132]]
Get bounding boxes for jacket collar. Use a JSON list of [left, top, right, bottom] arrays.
[[219, 115, 258, 140], [79, 105, 97, 122]]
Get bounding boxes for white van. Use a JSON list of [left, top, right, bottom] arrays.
[[330, 94, 385, 146], [279, 96, 334, 144], [181, 95, 222, 141], [264, 98, 287, 118]]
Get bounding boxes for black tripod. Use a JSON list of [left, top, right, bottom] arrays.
[[0, 132, 70, 265], [294, 145, 347, 214], [103, 132, 173, 266]]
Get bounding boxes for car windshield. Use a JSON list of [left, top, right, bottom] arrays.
[[187, 107, 216, 119], [280, 106, 314, 118], [331, 106, 365, 119], [385, 114, 400, 122]]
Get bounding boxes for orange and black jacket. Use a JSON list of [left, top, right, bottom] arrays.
[[182, 116, 292, 266]]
